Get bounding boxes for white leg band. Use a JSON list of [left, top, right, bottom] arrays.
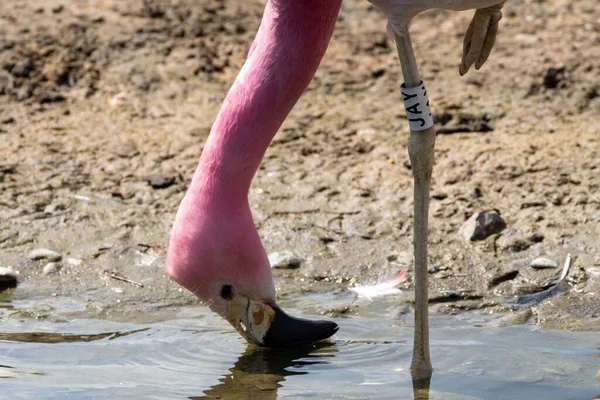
[[401, 81, 434, 131]]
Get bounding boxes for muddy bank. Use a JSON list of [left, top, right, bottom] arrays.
[[1, 0, 599, 329]]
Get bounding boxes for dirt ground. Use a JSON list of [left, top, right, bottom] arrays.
[[1, 0, 599, 329]]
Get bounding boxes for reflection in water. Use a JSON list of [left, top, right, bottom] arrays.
[[0, 328, 149, 344], [413, 376, 431, 400], [0, 364, 45, 379], [193, 342, 337, 400], [2, 304, 600, 399]]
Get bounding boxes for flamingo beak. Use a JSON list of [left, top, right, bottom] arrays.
[[223, 294, 338, 347]]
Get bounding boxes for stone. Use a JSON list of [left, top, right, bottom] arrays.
[[495, 309, 533, 327], [146, 174, 175, 189], [459, 210, 507, 242], [0, 267, 18, 288], [585, 266, 600, 279], [268, 251, 303, 269], [543, 65, 567, 89], [502, 238, 532, 253], [115, 141, 139, 158], [529, 257, 559, 269], [65, 257, 82, 266], [488, 268, 519, 288], [43, 262, 60, 275], [16, 85, 33, 101], [0, 231, 18, 244], [28, 248, 62, 262], [11, 58, 34, 78]]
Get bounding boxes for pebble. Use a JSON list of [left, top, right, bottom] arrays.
[[0, 267, 18, 287], [459, 210, 507, 242], [357, 128, 376, 136], [43, 262, 61, 275], [65, 257, 82, 266], [514, 33, 538, 45], [585, 266, 600, 279], [115, 141, 139, 158], [268, 251, 303, 269], [488, 268, 519, 288], [495, 309, 533, 327], [502, 238, 532, 253], [16, 85, 33, 101], [28, 248, 62, 262], [146, 174, 175, 189], [529, 257, 559, 269], [11, 58, 34, 78], [543, 65, 566, 89], [0, 230, 18, 244]]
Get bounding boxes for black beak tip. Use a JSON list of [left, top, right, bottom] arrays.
[[262, 307, 339, 348], [318, 321, 339, 340]]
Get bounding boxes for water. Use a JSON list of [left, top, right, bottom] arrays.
[[1, 298, 599, 400]]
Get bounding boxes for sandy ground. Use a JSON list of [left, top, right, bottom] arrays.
[[1, 0, 599, 329]]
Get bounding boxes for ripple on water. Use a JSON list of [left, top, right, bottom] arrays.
[[1, 304, 599, 400]]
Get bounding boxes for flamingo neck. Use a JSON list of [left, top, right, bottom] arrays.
[[189, 0, 341, 206]]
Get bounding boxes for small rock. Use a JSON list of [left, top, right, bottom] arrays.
[[0, 231, 18, 244], [0, 267, 18, 288], [459, 210, 507, 242], [109, 92, 128, 110], [65, 257, 82, 266], [43, 262, 60, 275], [357, 128, 376, 136], [462, 74, 482, 87], [528, 233, 545, 243], [514, 33, 538, 45], [488, 268, 519, 288], [431, 191, 448, 200], [131, 74, 152, 91], [39, 90, 65, 104], [16, 85, 33, 101], [115, 141, 139, 158], [503, 238, 531, 253], [11, 59, 34, 78], [146, 174, 175, 189], [543, 65, 566, 89], [529, 257, 559, 269], [371, 68, 386, 78], [28, 248, 62, 262], [495, 309, 533, 327], [268, 251, 303, 269], [585, 266, 600, 279]]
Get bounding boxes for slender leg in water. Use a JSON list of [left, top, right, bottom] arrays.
[[392, 3, 505, 383], [395, 29, 435, 383]]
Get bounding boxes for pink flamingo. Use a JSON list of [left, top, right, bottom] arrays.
[[166, 0, 505, 382]]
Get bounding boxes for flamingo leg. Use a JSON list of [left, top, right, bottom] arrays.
[[394, 30, 435, 383]]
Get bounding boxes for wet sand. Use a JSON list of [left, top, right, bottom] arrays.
[[0, 0, 599, 330]]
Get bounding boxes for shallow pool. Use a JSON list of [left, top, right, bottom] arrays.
[[1, 298, 599, 399]]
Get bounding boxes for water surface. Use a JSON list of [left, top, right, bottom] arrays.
[[1, 298, 599, 399]]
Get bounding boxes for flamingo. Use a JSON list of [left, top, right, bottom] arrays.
[[165, 0, 505, 383]]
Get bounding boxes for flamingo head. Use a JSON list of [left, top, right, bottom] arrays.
[[166, 194, 338, 347]]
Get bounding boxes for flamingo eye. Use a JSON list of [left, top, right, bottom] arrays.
[[220, 284, 234, 300]]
